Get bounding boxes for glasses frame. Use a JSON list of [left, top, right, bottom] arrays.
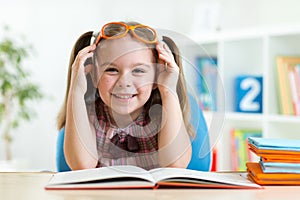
[[94, 22, 158, 45]]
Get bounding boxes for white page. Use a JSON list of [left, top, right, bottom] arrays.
[[149, 168, 261, 188], [48, 165, 155, 185]]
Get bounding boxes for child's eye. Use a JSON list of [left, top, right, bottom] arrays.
[[105, 67, 118, 73], [132, 68, 146, 74]]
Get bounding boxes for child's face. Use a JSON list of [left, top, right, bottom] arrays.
[[96, 35, 156, 119]]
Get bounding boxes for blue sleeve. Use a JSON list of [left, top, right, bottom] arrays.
[[56, 128, 71, 172], [186, 94, 212, 171]]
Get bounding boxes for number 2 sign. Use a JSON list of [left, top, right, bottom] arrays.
[[235, 75, 263, 113]]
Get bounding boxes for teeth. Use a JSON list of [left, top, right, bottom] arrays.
[[113, 94, 134, 99]]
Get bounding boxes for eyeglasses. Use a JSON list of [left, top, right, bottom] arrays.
[[94, 22, 158, 45]]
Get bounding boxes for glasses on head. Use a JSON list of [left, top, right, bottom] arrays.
[[94, 22, 158, 45]]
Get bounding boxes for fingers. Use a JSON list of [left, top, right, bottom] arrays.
[[73, 44, 96, 70], [78, 44, 96, 57], [70, 45, 97, 94], [156, 43, 171, 61], [156, 42, 178, 72]]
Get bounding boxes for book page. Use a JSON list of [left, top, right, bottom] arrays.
[[47, 165, 155, 185], [149, 168, 261, 188]]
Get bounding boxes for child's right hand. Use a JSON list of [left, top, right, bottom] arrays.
[[156, 42, 179, 94], [70, 44, 96, 95]]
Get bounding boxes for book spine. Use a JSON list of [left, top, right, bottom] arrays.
[[288, 65, 299, 115], [196, 57, 218, 111], [293, 65, 300, 115], [283, 62, 294, 115], [231, 129, 238, 171], [276, 57, 294, 115], [276, 57, 287, 114], [232, 129, 262, 171]]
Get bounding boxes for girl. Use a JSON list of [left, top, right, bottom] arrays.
[[57, 21, 194, 170]]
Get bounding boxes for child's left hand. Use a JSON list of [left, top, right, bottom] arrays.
[[156, 42, 179, 94]]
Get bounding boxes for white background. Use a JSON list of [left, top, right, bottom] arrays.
[[1, 0, 300, 171]]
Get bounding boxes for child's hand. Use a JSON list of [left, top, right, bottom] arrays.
[[156, 42, 179, 94], [70, 44, 96, 95]]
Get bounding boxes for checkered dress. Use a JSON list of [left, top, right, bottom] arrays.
[[87, 100, 161, 170]]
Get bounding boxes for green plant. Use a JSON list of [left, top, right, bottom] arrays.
[[0, 26, 43, 160]]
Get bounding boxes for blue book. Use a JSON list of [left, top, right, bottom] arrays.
[[195, 56, 218, 111], [260, 160, 300, 173], [248, 137, 300, 151]]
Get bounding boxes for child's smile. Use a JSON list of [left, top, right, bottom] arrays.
[[111, 92, 138, 102]]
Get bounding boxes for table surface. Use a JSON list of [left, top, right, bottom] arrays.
[[1, 172, 300, 200]]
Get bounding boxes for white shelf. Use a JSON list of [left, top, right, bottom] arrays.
[[225, 112, 263, 121], [185, 25, 300, 170], [267, 114, 300, 123]]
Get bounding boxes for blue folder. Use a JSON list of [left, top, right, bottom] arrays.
[[248, 137, 300, 151], [259, 160, 300, 173]]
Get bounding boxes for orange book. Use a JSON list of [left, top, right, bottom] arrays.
[[248, 143, 300, 162], [249, 143, 300, 155], [247, 162, 300, 185], [248, 143, 300, 155], [260, 156, 300, 163]]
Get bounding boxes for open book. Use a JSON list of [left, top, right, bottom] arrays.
[[45, 165, 262, 190]]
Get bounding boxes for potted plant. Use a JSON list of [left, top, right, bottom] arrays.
[[0, 26, 43, 166]]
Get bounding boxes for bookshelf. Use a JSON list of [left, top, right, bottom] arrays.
[[181, 26, 300, 171]]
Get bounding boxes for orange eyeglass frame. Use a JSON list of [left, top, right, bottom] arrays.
[[94, 22, 158, 45]]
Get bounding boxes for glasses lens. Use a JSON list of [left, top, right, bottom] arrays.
[[134, 27, 156, 42], [103, 23, 127, 37]]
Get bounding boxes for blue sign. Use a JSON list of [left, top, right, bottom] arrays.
[[235, 75, 263, 113]]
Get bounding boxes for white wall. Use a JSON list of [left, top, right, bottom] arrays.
[[0, 0, 300, 171]]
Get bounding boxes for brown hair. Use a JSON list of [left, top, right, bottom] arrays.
[[57, 22, 194, 138], [56, 31, 93, 130], [161, 36, 194, 138]]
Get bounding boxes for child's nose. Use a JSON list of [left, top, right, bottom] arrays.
[[117, 73, 132, 88]]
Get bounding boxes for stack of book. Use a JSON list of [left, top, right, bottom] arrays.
[[246, 137, 300, 185]]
